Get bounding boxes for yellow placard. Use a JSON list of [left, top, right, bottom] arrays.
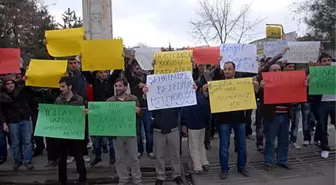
[[154, 50, 192, 74], [45, 27, 84, 57], [81, 39, 124, 71], [208, 78, 257, 113], [26, 59, 67, 88]]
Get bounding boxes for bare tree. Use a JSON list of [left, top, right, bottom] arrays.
[[134, 42, 149, 48], [190, 0, 266, 45]]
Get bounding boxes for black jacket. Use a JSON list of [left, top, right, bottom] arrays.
[[152, 108, 181, 134], [92, 70, 122, 101], [125, 64, 147, 107], [0, 86, 35, 124], [54, 93, 85, 106]]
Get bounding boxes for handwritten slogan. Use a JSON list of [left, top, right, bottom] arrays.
[[154, 50, 192, 74], [208, 78, 257, 113], [264, 40, 288, 57], [34, 104, 85, 140], [283, 41, 320, 63], [220, 44, 257, 73], [309, 66, 336, 95], [88, 102, 136, 136], [146, 71, 197, 111], [262, 71, 307, 104], [0, 48, 21, 74]]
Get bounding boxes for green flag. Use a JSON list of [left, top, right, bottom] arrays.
[[34, 104, 85, 140], [88, 101, 136, 136]]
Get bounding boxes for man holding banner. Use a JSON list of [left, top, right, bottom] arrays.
[[55, 76, 87, 185], [107, 77, 143, 185]]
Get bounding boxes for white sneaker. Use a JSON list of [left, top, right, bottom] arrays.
[[292, 143, 301, 149], [321, 151, 329, 159], [303, 141, 309, 146], [67, 156, 74, 164], [84, 155, 91, 163], [86, 142, 93, 149]]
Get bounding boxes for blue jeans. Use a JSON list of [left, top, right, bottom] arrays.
[[0, 124, 7, 159], [92, 136, 115, 160], [264, 114, 290, 165], [291, 103, 310, 143], [8, 120, 33, 164], [218, 123, 246, 171], [318, 102, 335, 151], [137, 108, 153, 154]]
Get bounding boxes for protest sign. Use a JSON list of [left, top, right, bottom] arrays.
[[45, 27, 84, 57], [34, 104, 85, 140], [154, 50, 192, 74], [283, 41, 320, 63], [220, 44, 257, 73], [135, 47, 161, 70], [82, 39, 124, 71], [146, 71, 197, 110], [0, 48, 20, 74], [264, 40, 288, 57], [208, 78, 257, 113], [192, 47, 220, 65], [88, 102, 136, 136], [309, 66, 336, 95], [262, 71, 307, 104], [26, 59, 67, 88]]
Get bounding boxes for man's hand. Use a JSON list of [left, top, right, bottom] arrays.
[[192, 83, 198, 90], [202, 84, 209, 92], [260, 80, 265, 88], [136, 107, 141, 114], [182, 125, 188, 136], [83, 109, 88, 115], [305, 75, 310, 86], [253, 80, 259, 89], [3, 123, 9, 132], [138, 83, 146, 89], [142, 85, 149, 93]]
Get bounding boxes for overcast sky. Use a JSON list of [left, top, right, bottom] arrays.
[[47, 0, 307, 48]]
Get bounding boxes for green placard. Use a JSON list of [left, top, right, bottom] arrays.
[[88, 101, 136, 136], [34, 104, 85, 140], [309, 66, 336, 95]]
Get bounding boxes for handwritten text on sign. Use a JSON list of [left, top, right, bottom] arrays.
[[146, 71, 197, 111], [34, 104, 85, 140], [309, 66, 336, 95], [283, 41, 320, 63], [154, 50, 192, 74], [88, 102, 136, 136], [262, 71, 307, 104], [220, 44, 257, 73], [264, 40, 288, 57], [208, 78, 257, 113]]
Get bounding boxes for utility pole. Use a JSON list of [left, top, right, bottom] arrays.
[[82, 0, 113, 40]]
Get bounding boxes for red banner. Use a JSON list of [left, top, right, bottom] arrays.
[[192, 47, 220, 65], [262, 71, 307, 104], [0, 48, 20, 74]]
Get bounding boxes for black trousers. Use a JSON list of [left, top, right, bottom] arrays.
[[245, 109, 253, 136], [46, 138, 58, 161], [58, 139, 87, 183]]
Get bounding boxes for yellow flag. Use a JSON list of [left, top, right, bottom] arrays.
[[45, 27, 84, 57], [208, 78, 257, 113], [26, 59, 67, 88], [154, 50, 192, 74], [81, 39, 124, 71]]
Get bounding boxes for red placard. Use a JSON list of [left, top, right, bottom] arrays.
[[262, 71, 307, 104], [192, 47, 220, 65], [0, 48, 20, 74]]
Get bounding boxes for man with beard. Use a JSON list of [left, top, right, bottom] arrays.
[[107, 77, 143, 185], [55, 76, 87, 185]]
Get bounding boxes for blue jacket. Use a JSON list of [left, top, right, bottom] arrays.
[[181, 92, 210, 129]]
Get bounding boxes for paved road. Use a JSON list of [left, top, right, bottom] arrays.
[[0, 122, 335, 185]]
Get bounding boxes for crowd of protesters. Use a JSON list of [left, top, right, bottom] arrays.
[[0, 47, 335, 185]]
